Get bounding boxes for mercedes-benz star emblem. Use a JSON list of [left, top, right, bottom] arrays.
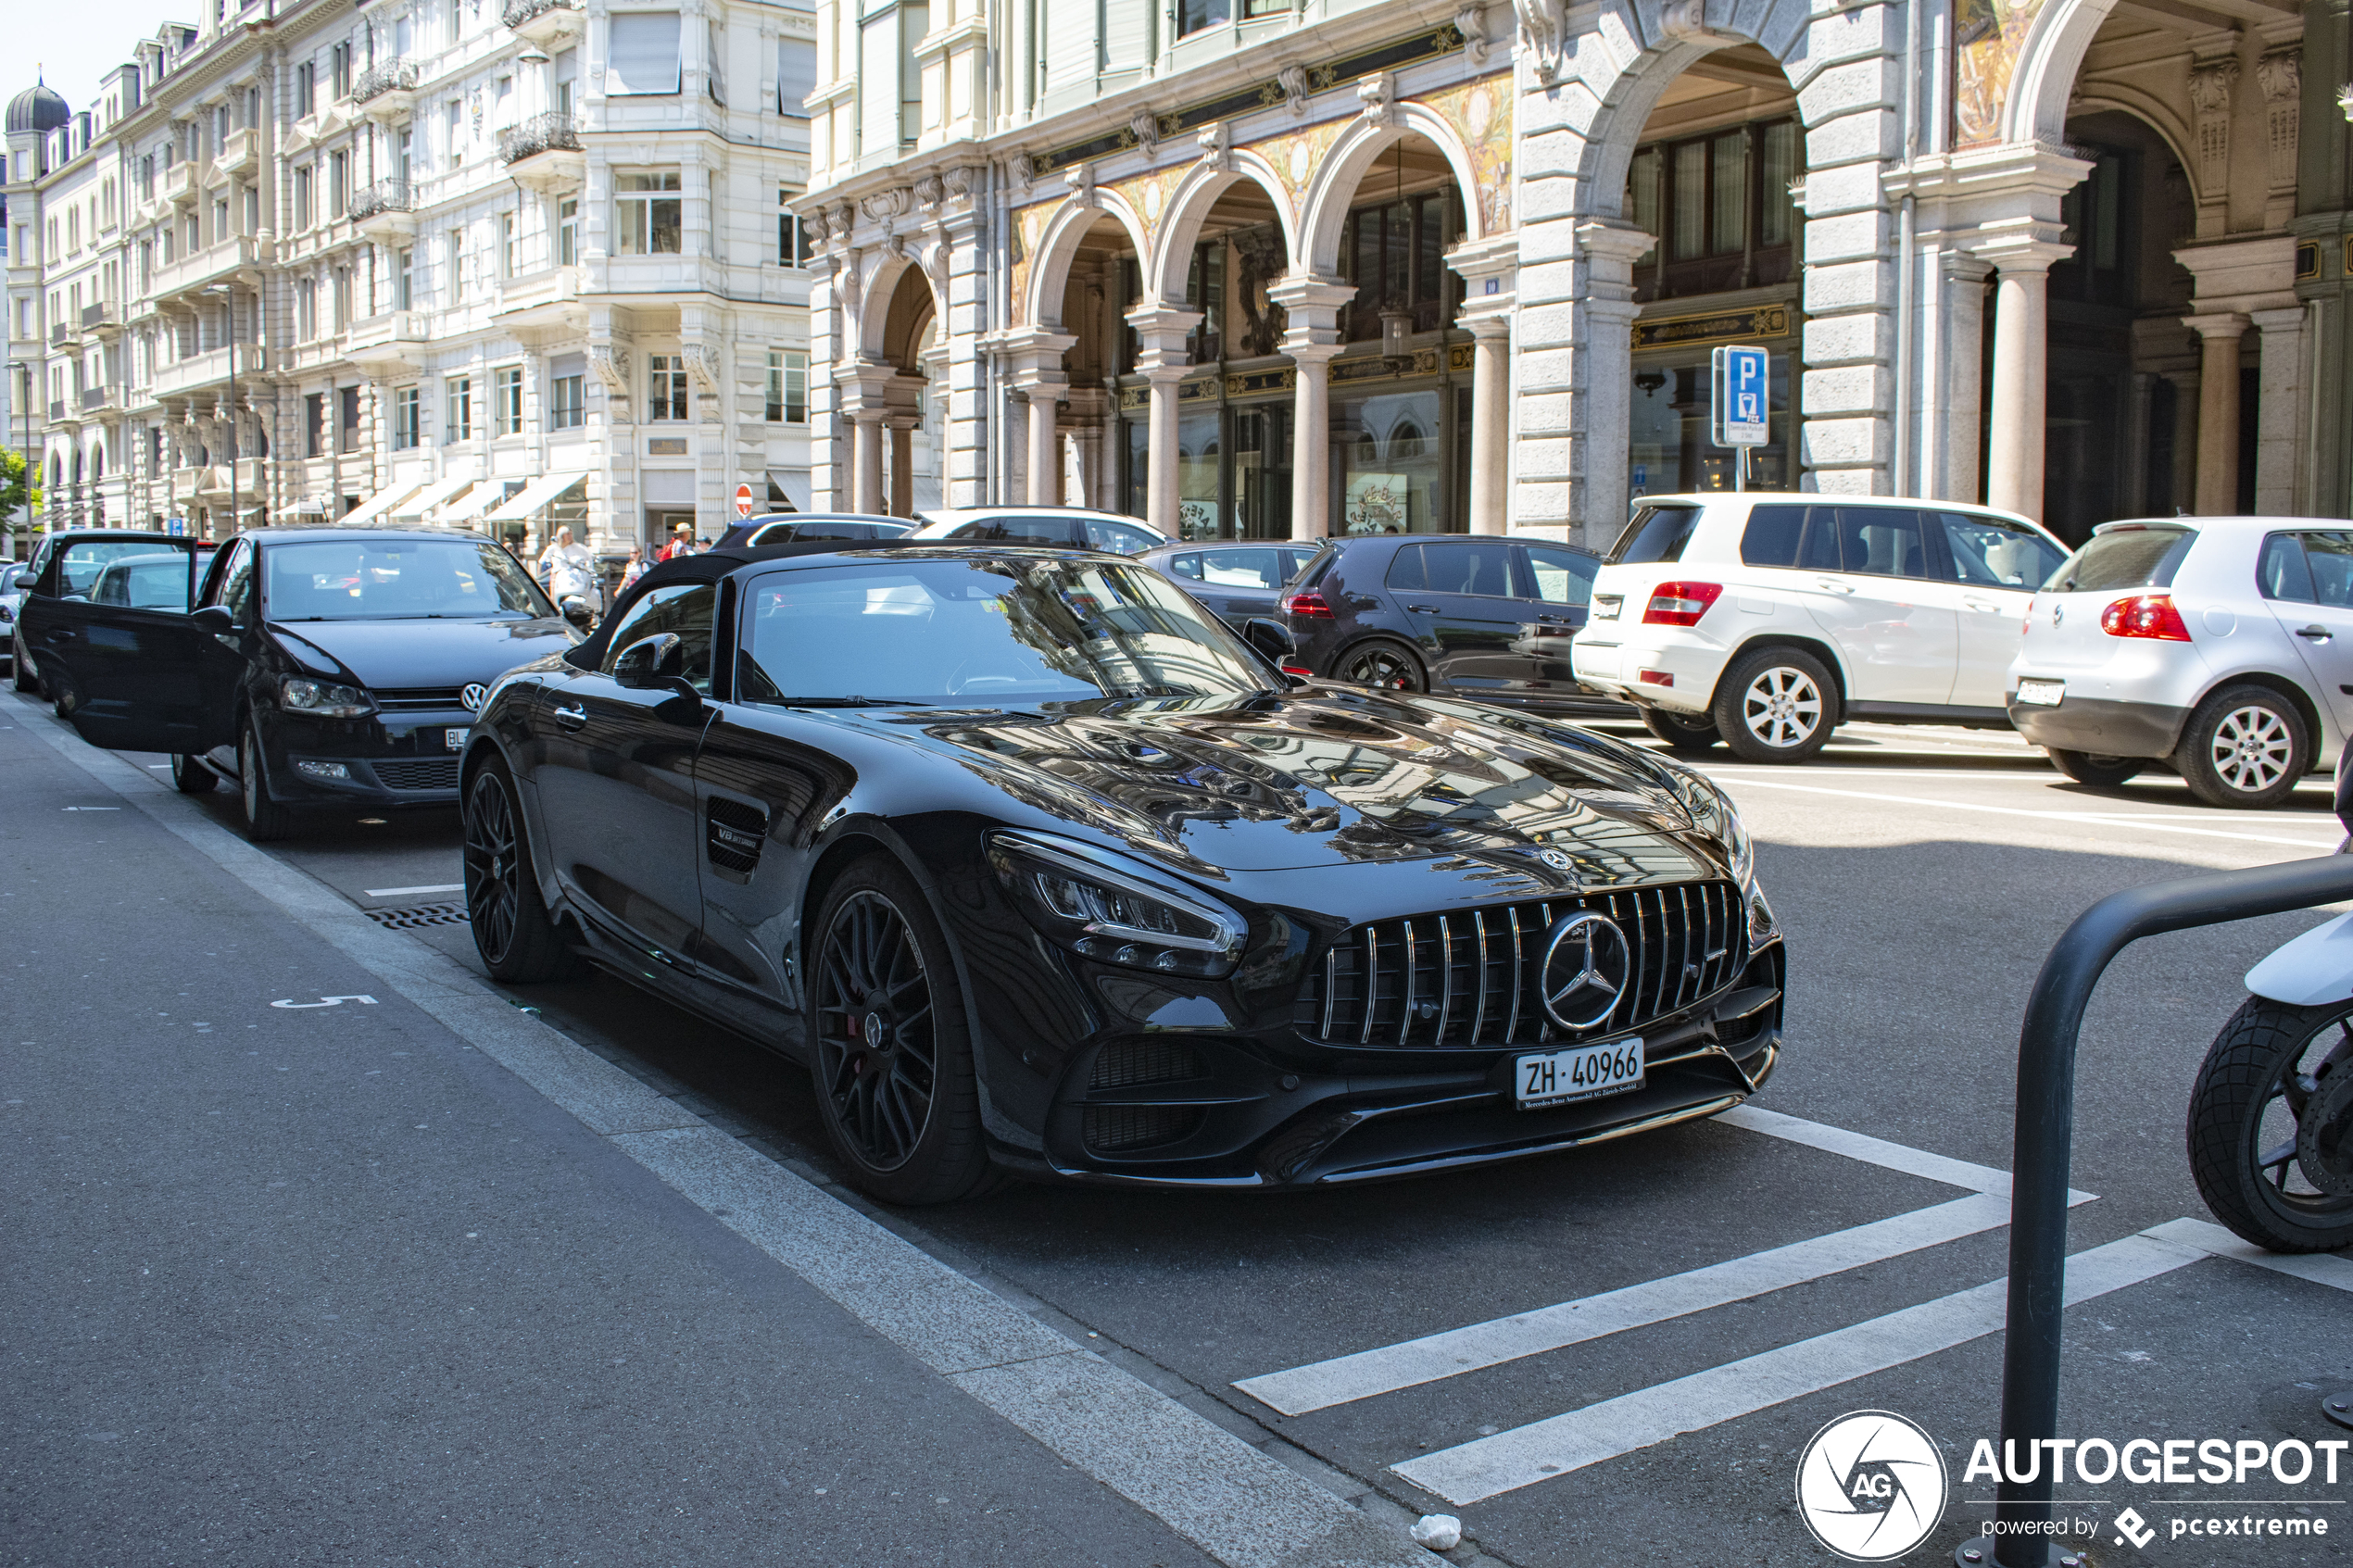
[[459, 683, 490, 714], [1538, 910, 1632, 1031], [1537, 848, 1574, 872]]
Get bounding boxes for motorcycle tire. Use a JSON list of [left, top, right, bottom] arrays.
[[2186, 994, 2353, 1252]]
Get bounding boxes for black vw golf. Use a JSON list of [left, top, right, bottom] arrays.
[[55, 527, 582, 839], [460, 540, 1784, 1203]]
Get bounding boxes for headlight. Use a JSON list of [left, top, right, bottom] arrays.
[[279, 674, 373, 718], [1666, 765, 1754, 887], [987, 831, 1246, 978]]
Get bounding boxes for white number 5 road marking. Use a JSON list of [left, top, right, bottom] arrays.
[[270, 995, 380, 1010]]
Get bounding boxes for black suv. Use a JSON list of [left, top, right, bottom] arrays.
[[1281, 533, 1618, 713]]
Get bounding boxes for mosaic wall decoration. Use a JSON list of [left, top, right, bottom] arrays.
[[1105, 164, 1191, 254], [1421, 73, 1515, 234], [1008, 201, 1057, 327], [1954, 0, 2047, 148], [1264, 117, 1352, 217]]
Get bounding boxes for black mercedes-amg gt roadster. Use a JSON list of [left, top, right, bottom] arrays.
[[459, 540, 1783, 1202]]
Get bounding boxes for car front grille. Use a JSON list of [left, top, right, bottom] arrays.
[[1083, 1104, 1205, 1152], [372, 758, 461, 791], [1296, 882, 1747, 1049], [374, 687, 467, 711]]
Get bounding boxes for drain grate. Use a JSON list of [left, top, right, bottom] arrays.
[[366, 901, 469, 930]]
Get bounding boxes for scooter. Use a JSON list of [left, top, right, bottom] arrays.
[[2185, 750, 2353, 1251]]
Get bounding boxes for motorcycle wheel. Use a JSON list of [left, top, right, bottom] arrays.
[[2186, 995, 2353, 1252]]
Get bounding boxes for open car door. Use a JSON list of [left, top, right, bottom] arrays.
[[57, 543, 239, 755]]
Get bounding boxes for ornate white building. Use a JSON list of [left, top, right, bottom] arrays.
[[6, 0, 818, 563], [798, 0, 2353, 546]]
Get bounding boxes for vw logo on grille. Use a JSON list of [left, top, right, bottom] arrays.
[[1539, 910, 1632, 1031], [459, 683, 490, 714]]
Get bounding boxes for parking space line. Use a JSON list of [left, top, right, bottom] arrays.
[[363, 883, 467, 897], [1704, 775, 2341, 851], [1390, 1231, 2209, 1506], [1239, 1193, 2017, 1416], [2143, 1217, 2353, 1293], [1718, 1104, 2096, 1203]]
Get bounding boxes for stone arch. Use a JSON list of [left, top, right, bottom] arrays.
[[2065, 88, 2201, 206], [852, 250, 940, 361], [1295, 107, 1487, 279], [1024, 193, 1151, 333], [1143, 155, 1298, 307], [1566, 38, 1786, 225], [2003, 0, 2120, 146]]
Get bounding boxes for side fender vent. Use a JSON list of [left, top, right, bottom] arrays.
[[706, 797, 769, 879]]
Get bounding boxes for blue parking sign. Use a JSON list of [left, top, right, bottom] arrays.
[[1710, 345, 1769, 447]]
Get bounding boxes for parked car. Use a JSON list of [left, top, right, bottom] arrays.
[[0, 559, 31, 666], [13, 529, 215, 695], [1278, 533, 1619, 715], [909, 506, 1164, 556], [49, 527, 582, 840], [1573, 495, 2070, 761], [2007, 517, 2353, 808], [716, 513, 912, 548], [1137, 540, 1322, 631], [457, 539, 1783, 1202]]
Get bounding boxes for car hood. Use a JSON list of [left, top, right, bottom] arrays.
[[882, 689, 1724, 884], [268, 616, 580, 689]]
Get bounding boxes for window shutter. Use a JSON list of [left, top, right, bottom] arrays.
[[548, 351, 587, 382], [1101, 0, 1148, 74], [857, 16, 898, 153], [777, 36, 815, 117], [708, 18, 725, 105], [1042, 0, 1095, 94], [608, 13, 683, 95]]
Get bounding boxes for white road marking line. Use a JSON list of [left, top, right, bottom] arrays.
[[1704, 774, 2340, 851], [1718, 1104, 2097, 1203], [1239, 1193, 2018, 1416], [2142, 1217, 2353, 1292], [1390, 1232, 2209, 1506], [11, 695, 1436, 1568], [363, 883, 467, 897]]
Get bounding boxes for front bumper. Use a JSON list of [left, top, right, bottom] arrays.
[[260, 709, 472, 807], [2007, 694, 2188, 759]]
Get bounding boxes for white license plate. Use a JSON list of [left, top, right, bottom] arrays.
[[1592, 595, 1623, 621], [1516, 1036, 1644, 1110], [2015, 679, 2065, 708], [445, 727, 469, 750]]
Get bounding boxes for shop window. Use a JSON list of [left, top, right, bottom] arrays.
[[1185, 240, 1224, 364], [1337, 190, 1462, 342], [1626, 117, 1799, 301]]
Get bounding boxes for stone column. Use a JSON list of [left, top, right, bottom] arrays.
[[1266, 279, 1353, 541], [853, 412, 885, 513], [1577, 222, 1655, 538], [2184, 312, 2249, 514], [888, 417, 915, 517], [1000, 329, 1077, 508], [1931, 252, 1993, 504], [1981, 241, 2069, 521], [1466, 316, 1511, 533], [2249, 306, 2305, 515], [1125, 306, 1200, 536]]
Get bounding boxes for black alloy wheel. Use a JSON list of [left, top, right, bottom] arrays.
[[2046, 747, 2145, 788], [1337, 638, 1426, 693], [170, 753, 218, 794], [462, 760, 584, 982], [237, 721, 295, 843], [2188, 996, 2353, 1252], [809, 857, 992, 1204], [1642, 707, 1721, 756]]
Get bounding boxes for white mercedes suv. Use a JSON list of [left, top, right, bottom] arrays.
[[2006, 517, 2348, 808], [1572, 495, 2068, 762]]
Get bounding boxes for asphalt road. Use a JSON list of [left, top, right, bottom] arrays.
[[9, 698, 2353, 1568]]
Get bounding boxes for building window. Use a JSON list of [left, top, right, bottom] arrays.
[[212, 197, 230, 245], [778, 191, 811, 267], [609, 12, 684, 94], [331, 41, 352, 98], [498, 213, 516, 279], [615, 172, 682, 255], [446, 376, 473, 443], [1337, 188, 1463, 341], [1176, 0, 1229, 36], [328, 150, 347, 216], [333, 267, 352, 330], [765, 349, 806, 422], [242, 186, 259, 235], [445, 99, 462, 166], [647, 354, 687, 420], [494, 366, 523, 434], [554, 49, 577, 116], [394, 247, 413, 311], [305, 392, 326, 458], [557, 196, 577, 266], [448, 230, 466, 301], [295, 60, 315, 118], [339, 384, 360, 453], [1624, 117, 1798, 302], [293, 165, 313, 230], [295, 276, 316, 340], [549, 372, 585, 430], [391, 384, 421, 448]]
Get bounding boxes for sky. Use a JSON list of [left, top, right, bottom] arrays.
[[11, 0, 195, 123]]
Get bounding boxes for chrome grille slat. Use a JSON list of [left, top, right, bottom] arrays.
[[1470, 911, 1489, 1046], [1359, 926, 1378, 1046], [1321, 948, 1338, 1041], [1674, 884, 1694, 1010], [1436, 917, 1456, 1045], [1400, 919, 1416, 1047], [1504, 908, 1523, 1043]]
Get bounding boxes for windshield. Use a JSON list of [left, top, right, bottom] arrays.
[[261, 537, 556, 621], [2045, 524, 2195, 593], [739, 556, 1275, 705]]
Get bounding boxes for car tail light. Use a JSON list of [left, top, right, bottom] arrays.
[[1279, 661, 1314, 678], [2099, 593, 2192, 642], [1642, 582, 1724, 627], [1638, 670, 1674, 687], [1283, 591, 1333, 619]]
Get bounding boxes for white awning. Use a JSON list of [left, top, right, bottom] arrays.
[[337, 482, 423, 528], [390, 475, 475, 521], [766, 469, 812, 513], [487, 470, 588, 522], [436, 482, 501, 522]]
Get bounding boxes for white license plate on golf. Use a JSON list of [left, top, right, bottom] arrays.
[[445, 727, 469, 750], [2015, 679, 2065, 708], [1516, 1037, 1643, 1110]]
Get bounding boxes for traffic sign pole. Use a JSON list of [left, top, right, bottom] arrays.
[[1710, 345, 1771, 494]]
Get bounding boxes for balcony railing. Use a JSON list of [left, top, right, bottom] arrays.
[[502, 0, 580, 27], [350, 59, 419, 105], [81, 385, 110, 412], [49, 322, 72, 346], [349, 179, 415, 221], [48, 399, 65, 421], [498, 113, 580, 166], [81, 300, 116, 332]]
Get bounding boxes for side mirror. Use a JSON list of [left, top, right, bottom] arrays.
[[612, 633, 685, 688], [9, 571, 32, 592], [1242, 618, 1295, 662], [559, 595, 595, 630], [190, 604, 235, 634]]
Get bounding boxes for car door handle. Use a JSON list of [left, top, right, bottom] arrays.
[[44, 628, 74, 643], [1535, 614, 1573, 625], [1404, 603, 1440, 613], [1963, 599, 2007, 614], [2297, 625, 2333, 642], [552, 703, 587, 729], [1815, 581, 1856, 595]]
